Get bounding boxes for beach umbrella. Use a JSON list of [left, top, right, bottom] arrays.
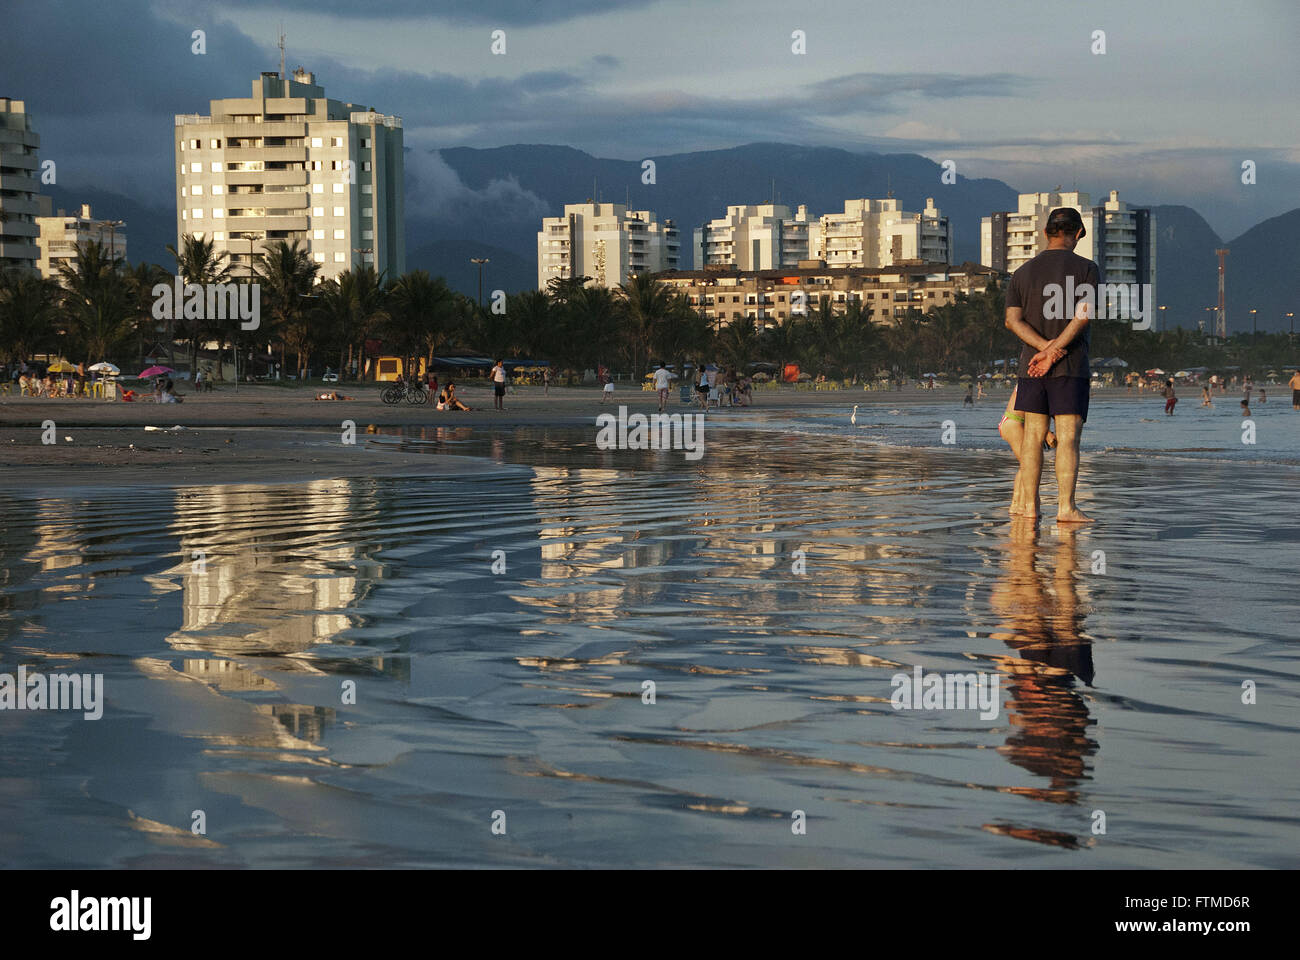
[[89, 362, 119, 374], [1146, 368, 1165, 376], [47, 360, 75, 373], [138, 365, 174, 378]]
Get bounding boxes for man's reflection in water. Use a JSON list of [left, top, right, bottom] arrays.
[[989, 519, 1098, 807]]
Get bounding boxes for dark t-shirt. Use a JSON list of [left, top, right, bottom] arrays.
[[1006, 248, 1099, 379]]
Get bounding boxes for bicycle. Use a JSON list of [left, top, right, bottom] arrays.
[[381, 378, 428, 405]]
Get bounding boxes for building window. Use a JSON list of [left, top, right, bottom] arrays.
[[361, 229, 373, 240], [310, 160, 322, 171], [333, 251, 345, 262], [212, 184, 223, 195], [313, 207, 324, 217], [311, 137, 323, 148], [362, 138, 371, 148], [362, 161, 371, 171], [191, 139, 200, 149], [331, 137, 343, 147], [312, 183, 324, 194], [213, 232, 225, 241], [332, 183, 344, 193], [313, 229, 324, 240], [210, 139, 219, 149], [213, 209, 224, 219], [192, 209, 204, 219], [181, 187, 187, 197], [211, 162, 221, 173], [181, 210, 187, 220], [192, 185, 203, 195], [362, 207, 372, 217], [333, 229, 345, 240], [361, 184, 372, 194], [313, 252, 325, 263], [190, 162, 201, 172], [333, 206, 344, 217]]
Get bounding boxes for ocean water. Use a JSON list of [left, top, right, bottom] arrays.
[[1, 405, 1297, 868]]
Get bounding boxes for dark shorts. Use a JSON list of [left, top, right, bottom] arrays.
[[494, 383, 506, 396], [1293, 389, 1300, 405], [1015, 376, 1089, 422]]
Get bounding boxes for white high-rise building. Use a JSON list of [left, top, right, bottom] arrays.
[[0, 98, 42, 273], [174, 70, 404, 282], [537, 202, 678, 289], [808, 197, 951, 267], [694, 203, 813, 270], [981, 188, 1155, 315], [36, 203, 128, 280]]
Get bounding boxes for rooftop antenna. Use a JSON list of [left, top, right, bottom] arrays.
[[278, 24, 285, 80]]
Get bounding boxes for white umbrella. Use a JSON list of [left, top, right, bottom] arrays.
[[88, 362, 120, 374]]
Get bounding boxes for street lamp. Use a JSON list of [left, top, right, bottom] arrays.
[[97, 219, 124, 268], [1157, 304, 1167, 332], [1287, 312, 1295, 338], [352, 246, 373, 270], [470, 258, 490, 308], [1249, 308, 1258, 337]]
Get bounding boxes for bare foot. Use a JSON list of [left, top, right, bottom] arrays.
[[1056, 508, 1093, 524]]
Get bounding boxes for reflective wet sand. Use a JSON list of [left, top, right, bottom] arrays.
[[1, 425, 1297, 867]]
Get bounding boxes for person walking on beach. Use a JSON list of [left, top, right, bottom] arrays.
[[1003, 206, 1097, 524], [1201, 383, 1213, 407], [653, 362, 672, 412], [490, 359, 507, 410], [964, 383, 974, 407], [1290, 370, 1300, 410], [1162, 378, 1177, 415], [543, 366, 550, 397]]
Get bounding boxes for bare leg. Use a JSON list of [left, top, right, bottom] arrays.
[[1053, 414, 1091, 523], [1020, 413, 1049, 521]]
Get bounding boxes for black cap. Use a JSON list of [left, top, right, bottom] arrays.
[[1046, 207, 1086, 238]]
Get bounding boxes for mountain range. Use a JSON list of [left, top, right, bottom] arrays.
[[46, 143, 1300, 334]]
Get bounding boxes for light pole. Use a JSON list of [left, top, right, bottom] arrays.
[[1249, 308, 1258, 337], [97, 219, 124, 267], [470, 258, 490, 308], [1158, 304, 1167, 333], [1287, 312, 1295, 339], [352, 246, 373, 271]]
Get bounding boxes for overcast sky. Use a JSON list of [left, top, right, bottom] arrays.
[[4, 0, 1296, 237]]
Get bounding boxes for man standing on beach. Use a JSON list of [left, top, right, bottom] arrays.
[[1290, 369, 1300, 410], [491, 359, 506, 411], [1004, 207, 1098, 523], [653, 362, 672, 412]]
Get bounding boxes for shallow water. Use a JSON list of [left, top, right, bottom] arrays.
[[1, 415, 1298, 867]]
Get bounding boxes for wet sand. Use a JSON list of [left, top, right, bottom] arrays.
[[0, 418, 1296, 869]]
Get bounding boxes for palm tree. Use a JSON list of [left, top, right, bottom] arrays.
[[256, 240, 320, 379], [348, 266, 389, 381], [165, 233, 230, 374], [125, 262, 171, 370], [0, 268, 60, 364], [759, 311, 802, 386], [387, 270, 457, 376], [616, 273, 673, 379], [57, 240, 133, 363]]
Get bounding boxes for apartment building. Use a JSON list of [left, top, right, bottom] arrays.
[[656, 260, 999, 328], [36, 203, 128, 280], [537, 202, 679, 289], [174, 69, 404, 282], [809, 197, 952, 268], [981, 188, 1155, 317], [0, 98, 42, 273], [693, 203, 813, 270]]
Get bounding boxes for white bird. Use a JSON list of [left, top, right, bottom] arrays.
[[850, 404, 858, 426]]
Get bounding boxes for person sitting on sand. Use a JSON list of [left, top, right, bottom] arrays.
[[315, 390, 354, 401], [998, 384, 1057, 517], [160, 379, 183, 403], [437, 382, 471, 411]]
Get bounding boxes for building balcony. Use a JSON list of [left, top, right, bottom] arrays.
[[226, 214, 309, 233], [226, 169, 308, 187], [258, 146, 308, 162]]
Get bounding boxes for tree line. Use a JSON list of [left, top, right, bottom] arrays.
[[2, 236, 1293, 382]]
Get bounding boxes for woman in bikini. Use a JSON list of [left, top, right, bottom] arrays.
[[437, 382, 472, 412], [998, 385, 1057, 517]]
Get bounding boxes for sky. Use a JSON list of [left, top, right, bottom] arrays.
[[3, 0, 1297, 239]]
